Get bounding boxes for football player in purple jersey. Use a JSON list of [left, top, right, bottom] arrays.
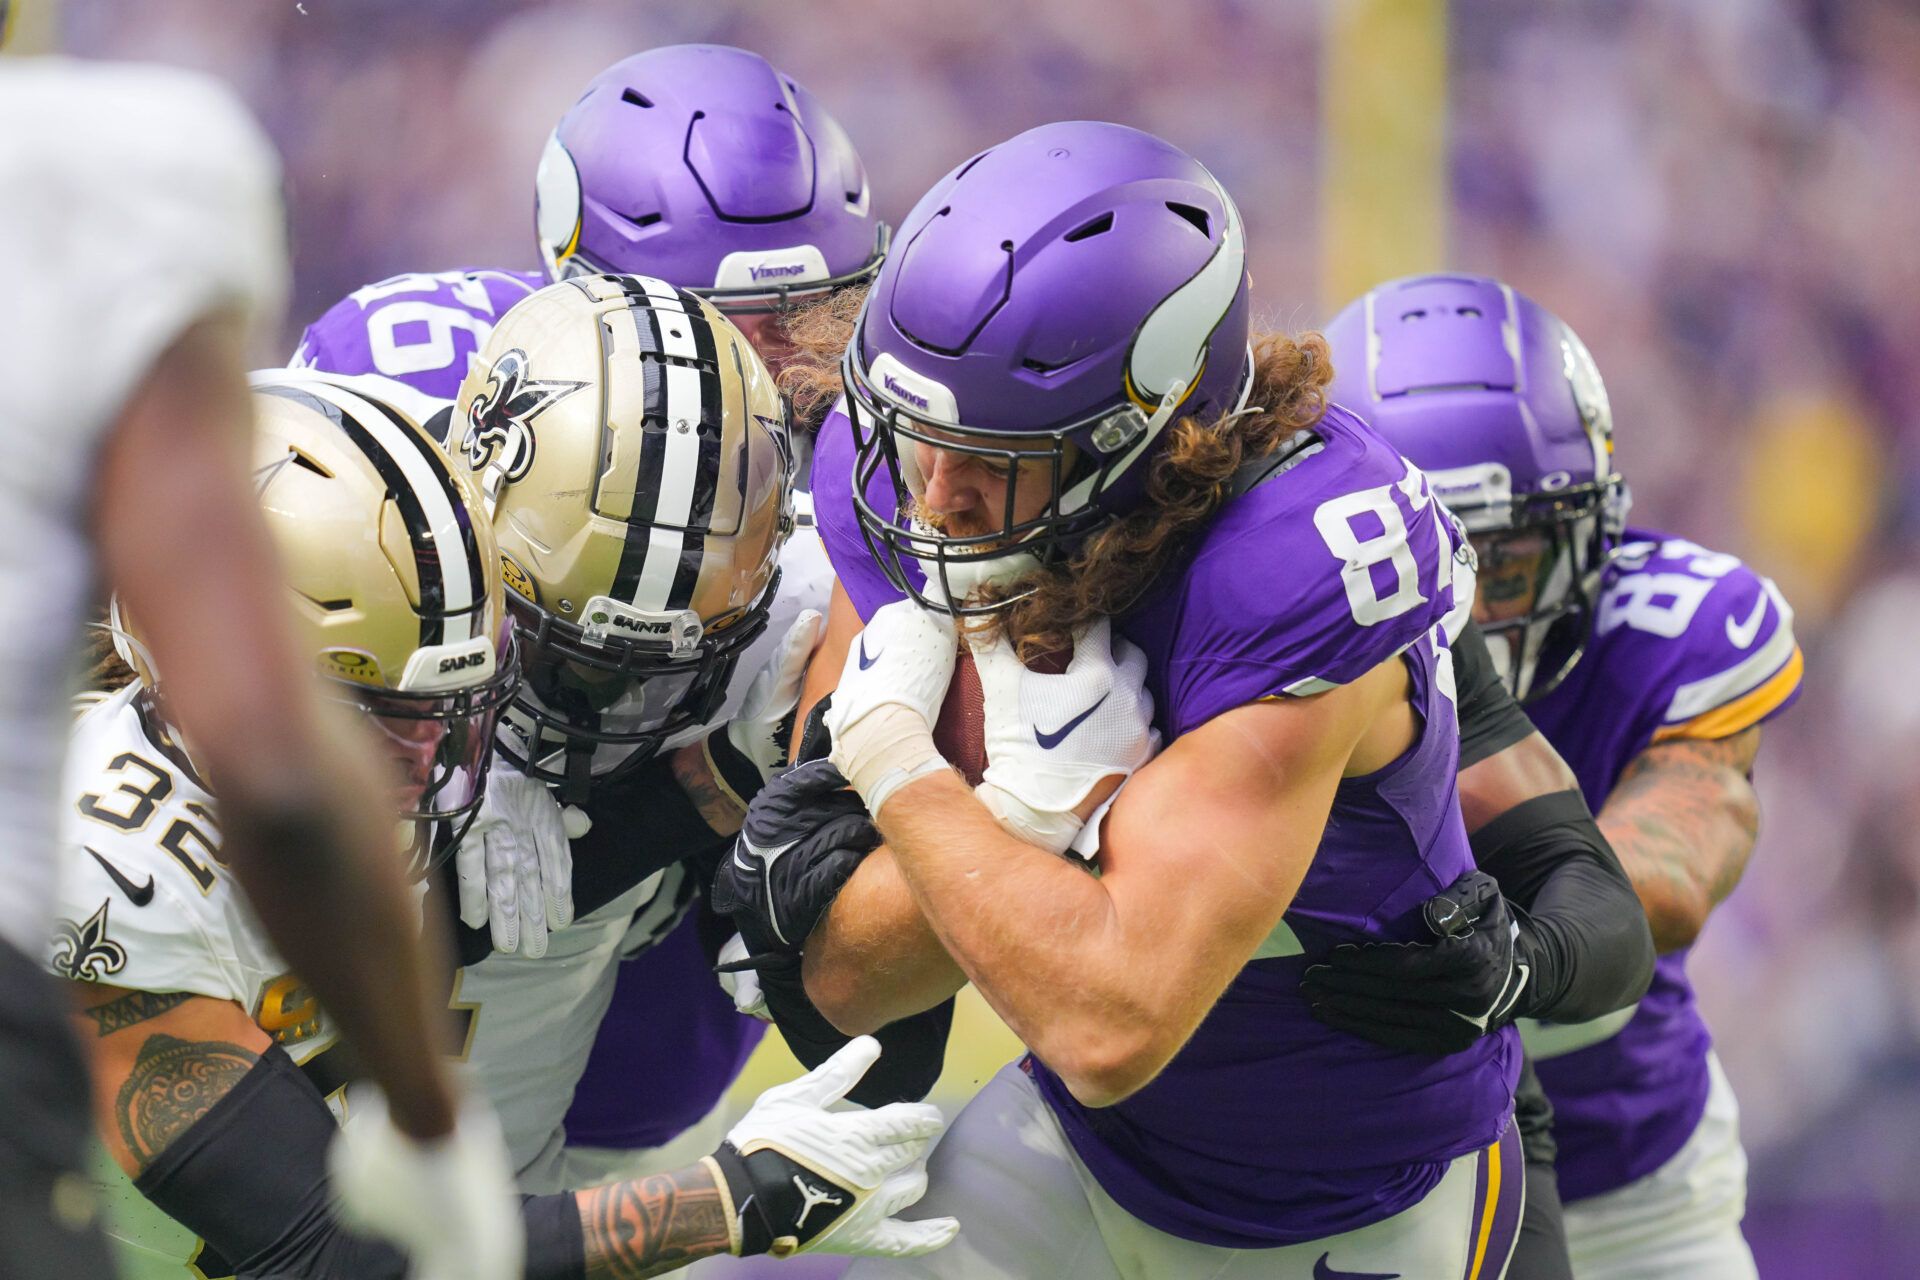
[[719, 121, 1541, 1279], [1316, 274, 1802, 1279], [291, 44, 890, 1202]]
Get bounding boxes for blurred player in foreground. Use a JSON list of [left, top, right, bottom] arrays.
[[51, 372, 955, 1279], [292, 44, 881, 1192], [0, 55, 517, 1278], [1320, 275, 1800, 1279]]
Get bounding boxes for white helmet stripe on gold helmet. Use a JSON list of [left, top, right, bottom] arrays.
[[256, 382, 486, 654], [599, 274, 722, 614]]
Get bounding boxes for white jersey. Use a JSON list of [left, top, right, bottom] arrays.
[[50, 686, 344, 1277], [463, 523, 834, 1187], [0, 60, 285, 954]]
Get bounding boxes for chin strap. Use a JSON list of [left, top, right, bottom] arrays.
[[558, 740, 595, 809]]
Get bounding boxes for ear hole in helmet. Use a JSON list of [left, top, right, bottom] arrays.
[[1063, 213, 1114, 243], [621, 88, 653, 109], [1166, 202, 1210, 236]]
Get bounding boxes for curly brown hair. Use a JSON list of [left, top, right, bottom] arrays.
[[775, 288, 1335, 659]]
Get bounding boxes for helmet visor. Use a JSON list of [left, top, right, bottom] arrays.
[[327, 635, 520, 827]]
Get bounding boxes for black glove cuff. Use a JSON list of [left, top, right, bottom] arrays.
[[710, 1140, 856, 1257], [708, 1142, 772, 1257], [705, 724, 773, 812]]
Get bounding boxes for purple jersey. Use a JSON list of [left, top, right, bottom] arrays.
[[292, 268, 542, 401], [815, 404, 1520, 1246], [1520, 530, 1802, 1202], [563, 908, 765, 1150]]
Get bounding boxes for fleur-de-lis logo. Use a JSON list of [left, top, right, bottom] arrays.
[[49, 901, 129, 982], [460, 349, 585, 487]]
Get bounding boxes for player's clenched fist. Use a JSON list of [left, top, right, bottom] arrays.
[[708, 1036, 959, 1259], [824, 600, 958, 817], [969, 616, 1159, 856]]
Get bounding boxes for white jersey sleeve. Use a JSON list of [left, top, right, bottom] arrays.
[[47, 686, 346, 1088]]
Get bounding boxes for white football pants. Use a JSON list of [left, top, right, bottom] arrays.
[[1564, 1053, 1756, 1280], [844, 1060, 1523, 1280]]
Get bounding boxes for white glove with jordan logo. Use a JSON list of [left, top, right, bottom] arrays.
[[823, 600, 957, 818], [706, 1036, 959, 1259], [969, 616, 1159, 857], [456, 759, 573, 958], [329, 1089, 523, 1280]]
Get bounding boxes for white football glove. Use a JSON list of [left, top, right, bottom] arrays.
[[456, 760, 572, 958], [969, 616, 1159, 856], [719, 608, 825, 782], [329, 1090, 523, 1280], [707, 1036, 958, 1259], [824, 600, 957, 817], [716, 931, 771, 1021]]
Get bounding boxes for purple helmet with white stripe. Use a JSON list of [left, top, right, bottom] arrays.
[[844, 121, 1252, 614], [535, 45, 887, 316], [1324, 273, 1626, 700]]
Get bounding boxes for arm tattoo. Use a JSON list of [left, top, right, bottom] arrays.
[[671, 741, 747, 837], [578, 1165, 734, 1278], [1600, 727, 1763, 950], [83, 988, 193, 1038], [115, 1033, 259, 1170]]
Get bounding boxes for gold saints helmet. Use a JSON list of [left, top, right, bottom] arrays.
[[116, 372, 520, 873], [453, 274, 792, 795]]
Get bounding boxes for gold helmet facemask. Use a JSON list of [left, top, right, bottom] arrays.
[[455, 275, 791, 799]]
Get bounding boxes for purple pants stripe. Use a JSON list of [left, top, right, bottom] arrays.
[[1462, 1126, 1525, 1280]]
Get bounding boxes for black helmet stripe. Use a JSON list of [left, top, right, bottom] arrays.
[[358, 393, 490, 633], [257, 383, 452, 647]]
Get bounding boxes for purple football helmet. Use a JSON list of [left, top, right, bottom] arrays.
[[1324, 273, 1626, 700], [844, 121, 1253, 614], [535, 44, 887, 314]]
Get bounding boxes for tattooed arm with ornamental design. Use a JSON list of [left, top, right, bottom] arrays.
[[1596, 725, 1763, 954], [68, 981, 268, 1177], [575, 1170, 734, 1278]]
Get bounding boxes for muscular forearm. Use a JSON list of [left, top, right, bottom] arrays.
[[803, 847, 966, 1035], [568, 1166, 734, 1280], [876, 772, 1177, 1104], [221, 750, 458, 1139], [1595, 730, 1762, 953]]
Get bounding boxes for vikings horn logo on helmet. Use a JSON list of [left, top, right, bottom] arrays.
[[461, 348, 587, 491]]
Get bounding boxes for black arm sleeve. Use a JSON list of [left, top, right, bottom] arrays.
[[1473, 790, 1655, 1024], [135, 1046, 410, 1279], [757, 960, 955, 1107], [1453, 620, 1538, 769], [135, 1043, 595, 1280]]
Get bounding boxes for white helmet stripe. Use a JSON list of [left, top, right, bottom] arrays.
[[1124, 164, 1246, 410]]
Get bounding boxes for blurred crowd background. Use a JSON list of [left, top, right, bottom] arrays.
[[44, 0, 1920, 1272]]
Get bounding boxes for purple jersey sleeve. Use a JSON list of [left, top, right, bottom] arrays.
[[1124, 405, 1468, 739], [1598, 531, 1803, 745], [291, 268, 543, 402], [812, 403, 913, 617]]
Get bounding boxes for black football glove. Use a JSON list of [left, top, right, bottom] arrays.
[[1301, 870, 1535, 1056], [709, 757, 879, 965]]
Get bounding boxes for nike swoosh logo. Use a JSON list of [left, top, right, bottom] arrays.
[[1313, 1254, 1400, 1280], [87, 847, 154, 907], [857, 636, 880, 670], [1034, 693, 1108, 750], [1725, 589, 1768, 649]]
